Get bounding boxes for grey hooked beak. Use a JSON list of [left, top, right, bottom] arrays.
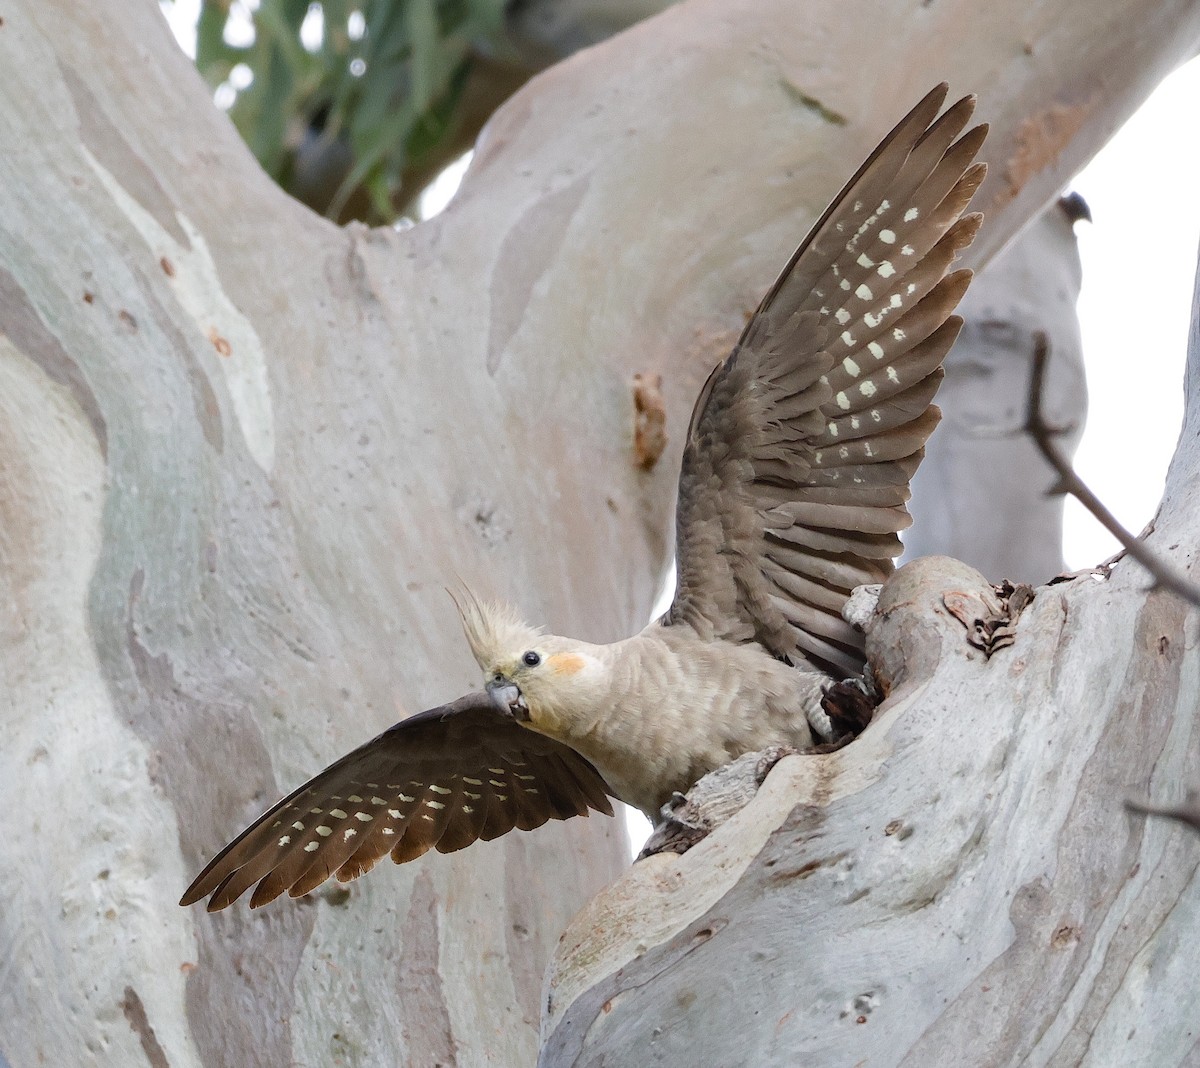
[[486, 677, 530, 721]]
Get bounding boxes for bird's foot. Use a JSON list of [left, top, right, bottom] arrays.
[[820, 676, 878, 741], [639, 747, 805, 860], [805, 704, 835, 741], [639, 792, 708, 858]]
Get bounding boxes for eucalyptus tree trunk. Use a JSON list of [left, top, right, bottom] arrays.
[[3, 2, 1200, 1068]]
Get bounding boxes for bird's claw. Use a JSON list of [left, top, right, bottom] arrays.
[[820, 676, 878, 740]]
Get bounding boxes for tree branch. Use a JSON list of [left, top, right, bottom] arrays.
[[1125, 790, 1200, 834], [1025, 330, 1200, 607]]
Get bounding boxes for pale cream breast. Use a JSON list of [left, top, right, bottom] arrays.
[[561, 624, 825, 818]]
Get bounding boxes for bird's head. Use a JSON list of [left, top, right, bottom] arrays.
[[451, 589, 603, 739]]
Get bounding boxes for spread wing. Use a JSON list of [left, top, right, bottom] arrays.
[[666, 84, 986, 677], [181, 693, 615, 911]]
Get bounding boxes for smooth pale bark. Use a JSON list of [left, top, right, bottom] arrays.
[[508, 0, 676, 61], [906, 198, 1088, 583], [3, 1, 1200, 1067]]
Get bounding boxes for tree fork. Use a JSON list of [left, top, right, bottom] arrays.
[[3, 0, 1200, 1064]]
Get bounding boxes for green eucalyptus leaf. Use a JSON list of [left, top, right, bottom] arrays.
[[184, 0, 529, 222]]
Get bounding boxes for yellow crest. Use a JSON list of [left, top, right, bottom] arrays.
[[449, 587, 543, 671]]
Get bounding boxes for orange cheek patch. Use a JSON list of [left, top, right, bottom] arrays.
[[547, 653, 585, 676]]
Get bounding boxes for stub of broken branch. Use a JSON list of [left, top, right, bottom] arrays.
[[866, 555, 1029, 695]]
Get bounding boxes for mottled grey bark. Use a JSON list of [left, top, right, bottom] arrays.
[[3, 0, 1200, 1066]]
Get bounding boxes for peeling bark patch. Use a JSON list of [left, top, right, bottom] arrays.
[[901, 877, 1058, 1061], [943, 578, 1031, 656], [208, 327, 232, 357], [62, 65, 188, 247], [633, 372, 667, 470], [0, 268, 108, 457], [1002, 99, 1093, 204], [397, 869, 458, 1066], [485, 175, 590, 375], [1050, 923, 1080, 949], [120, 987, 170, 1068]]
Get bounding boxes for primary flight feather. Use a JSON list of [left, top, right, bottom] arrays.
[[182, 84, 986, 911]]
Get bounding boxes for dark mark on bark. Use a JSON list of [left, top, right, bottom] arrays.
[[319, 885, 352, 907], [1050, 923, 1080, 949], [120, 986, 171, 1068], [0, 267, 108, 457], [779, 81, 848, 126], [765, 849, 848, 887]]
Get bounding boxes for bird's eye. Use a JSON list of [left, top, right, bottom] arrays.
[[492, 672, 504, 684], [522, 651, 541, 667]]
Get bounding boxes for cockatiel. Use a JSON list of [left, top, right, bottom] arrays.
[[182, 84, 986, 912]]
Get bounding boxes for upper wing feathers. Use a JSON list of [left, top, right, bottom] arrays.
[[181, 692, 614, 911], [665, 84, 986, 675]]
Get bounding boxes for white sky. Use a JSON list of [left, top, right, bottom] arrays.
[[1066, 56, 1200, 567]]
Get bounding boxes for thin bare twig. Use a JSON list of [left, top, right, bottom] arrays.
[[1126, 790, 1200, 835], [1025, 331, 1200, 609]]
